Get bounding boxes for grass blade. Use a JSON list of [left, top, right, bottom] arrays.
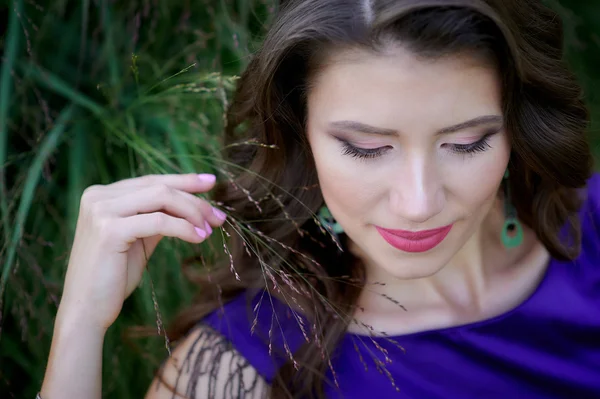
[[0, 105, 75, 314], [21, 62, 104, 116], [67, 121, 88, 237], [0, 0, 23, 248]]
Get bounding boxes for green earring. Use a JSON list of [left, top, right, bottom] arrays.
[[318, 206, 344, 237], [501, 169, 523, 248]]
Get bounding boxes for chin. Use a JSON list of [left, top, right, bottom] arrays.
[[385, 262, 446, 280], [365, 252, 448, 280]]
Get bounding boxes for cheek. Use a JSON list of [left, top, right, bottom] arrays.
[[310, 135, 376, 219], [453, 167, 502, 213], [449, 140, 510, 212]]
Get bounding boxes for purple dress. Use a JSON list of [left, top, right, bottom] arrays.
[[203, 174, 600, 398]]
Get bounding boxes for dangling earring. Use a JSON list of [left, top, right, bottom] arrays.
[[501, 169, 523, 248], [318, 206, 344, 238]]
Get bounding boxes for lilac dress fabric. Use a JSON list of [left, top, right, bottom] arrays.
[[203, 174, 600, 398]]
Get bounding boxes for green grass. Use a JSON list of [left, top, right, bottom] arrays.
[[0, 1, 275, 397], [0, 0, 599, 398]]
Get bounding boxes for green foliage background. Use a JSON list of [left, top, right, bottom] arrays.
[[0, 0, 598, 397]]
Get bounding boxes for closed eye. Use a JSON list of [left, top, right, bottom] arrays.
[[337, 139, 392, 160], [450, 137, 491, 154], [446, 130, 498, 155]]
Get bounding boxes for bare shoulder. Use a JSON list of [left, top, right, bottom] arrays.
[[145, 323, 269, 399]]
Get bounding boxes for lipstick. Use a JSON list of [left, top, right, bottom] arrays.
[[375, 224, 453, 253]]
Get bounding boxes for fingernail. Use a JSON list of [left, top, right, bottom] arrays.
[[204, 220, 213, 235], [212, 208, 227, 221], [197, 174, 216, 184], [194, 226, 207, 238]]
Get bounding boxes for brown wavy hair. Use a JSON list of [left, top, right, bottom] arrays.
[[167, 0, 593, 397]]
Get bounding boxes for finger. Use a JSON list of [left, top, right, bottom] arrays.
[[104, 184, 226, 227], [106, 173, 217, 195], [117, 212, 210, 244]]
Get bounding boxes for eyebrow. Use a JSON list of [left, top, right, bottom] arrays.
[[329, 115, 504, 136]]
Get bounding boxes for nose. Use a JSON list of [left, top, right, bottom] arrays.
[[388, 158, 445, 225]]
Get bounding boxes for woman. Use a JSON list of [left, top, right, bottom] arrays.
[[40, 0, 600, 398]]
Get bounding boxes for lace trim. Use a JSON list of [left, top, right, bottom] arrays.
[[156, 324, 269, 399]]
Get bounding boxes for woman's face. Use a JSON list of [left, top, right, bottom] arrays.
[[306, 47, 511, 280]]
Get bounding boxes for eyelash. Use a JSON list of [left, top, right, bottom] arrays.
[[339, 133, 494, 160], [450, 136, 492, 154], [340, 142, 391, 159]]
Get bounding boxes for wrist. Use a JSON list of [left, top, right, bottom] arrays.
[[41, 309, 105, 399], [55, 304, 108, 338]]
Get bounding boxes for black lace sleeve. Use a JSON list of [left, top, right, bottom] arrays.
[[150, 324, 269, 399]]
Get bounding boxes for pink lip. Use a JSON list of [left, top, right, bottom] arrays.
[[375, 224, 453, 253]]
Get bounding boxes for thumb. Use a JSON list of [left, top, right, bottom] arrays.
[[138, 235, 163, 265], [125, 235, 164, 297]]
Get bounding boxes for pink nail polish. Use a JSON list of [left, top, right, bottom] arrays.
[[195, 227, 207, 238], [204, 220, 213, 235], [197, 174, 216, 184], [212, 208, 227, 221]]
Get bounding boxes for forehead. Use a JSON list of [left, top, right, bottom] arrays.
[[307, 47, 502, 132]]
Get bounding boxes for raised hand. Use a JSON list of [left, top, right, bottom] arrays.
[[58, 173, 226, 331]]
